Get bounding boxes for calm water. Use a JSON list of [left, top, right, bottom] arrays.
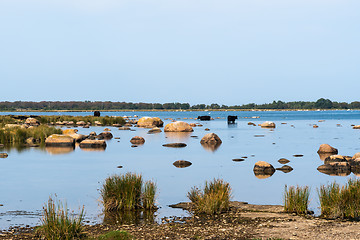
[[1, 110, 360, 229]]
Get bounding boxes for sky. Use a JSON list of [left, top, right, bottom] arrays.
[[0, 0, 359, 105]]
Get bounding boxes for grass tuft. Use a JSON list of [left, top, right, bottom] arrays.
[[318, 178, 360, 219], [187, 178, 232, 215], [100, 173, 157, 212], [283, 185, 310, 215], [0, 125, 62, 145], [36, 196, 85, 240]]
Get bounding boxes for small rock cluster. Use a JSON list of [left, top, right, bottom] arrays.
[[317, 144, 360, 176]]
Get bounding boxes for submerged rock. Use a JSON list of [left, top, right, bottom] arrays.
[[118, 127, 131, 130], [79, 140, 106, 149], [353, 152, 360, 159], [253, 161, 276, 178], [317, 162, 351, 176], [45, 134, 75, 147], [130, 136, 145, 144], [97, 132, 113, 140], [148, 127, 162, 134], [63, 129, 86, 142], [278, 158, 290, 164], [260, 121, 276, 128], [173, 160, 192, 168], [137, 117, 164, 128], [232, 158, 245, 162], [76, 121, 86, 126], [317, 144, 338, 154], [276, 165, 293, 173], [164, 121, 193, 132], [324, 155, 347, 164], [162, 143, 187, 148], [200, 133, 222, 145]]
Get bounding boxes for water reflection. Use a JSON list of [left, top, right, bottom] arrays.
[[103, 210, 156, 225], [201, 142, 221, 152], [1, 144, 32, 153], [45, 146, 75, 155], [254, 171, 275, 179], [164, 132, 191, 142], [227, 123, 237, 128], [317, 165, 351, 176], [318, 153, 333, 161], [79, 147, 106, 152]]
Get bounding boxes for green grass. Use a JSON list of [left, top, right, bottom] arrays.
[[318, 178, 360, 219], [0, 115, 125, 127], [283, 185, 310, 215], [97, 230, 133, 240], [36, 196, 85, 240], [100, 173, 157, 212], [38, 115, 125, 126], [0, 125, 62, 145], [187, 178, 232, 215]]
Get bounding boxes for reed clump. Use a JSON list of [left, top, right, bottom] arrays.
[[0, 125, 62, 145], [187, 178, 232, 215], [38, 115, 125, 126], [283, 185, 310, 214], [100, 173, 157, 212], [36, 196, 85, 240], [318, 178, 360, 219]]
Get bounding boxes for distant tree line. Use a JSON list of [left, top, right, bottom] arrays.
[[0, 99, 359, 111]]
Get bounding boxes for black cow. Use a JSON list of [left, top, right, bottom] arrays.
[[227, 115, 238, 123], [94, 111, 101, 117], [197, 115, 211, 121]]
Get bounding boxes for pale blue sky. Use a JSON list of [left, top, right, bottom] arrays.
[[0, 0, 359, 105]]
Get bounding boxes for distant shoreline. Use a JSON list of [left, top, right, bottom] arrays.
[[0, 109, 359, 113], [0, 109, 360, 113]]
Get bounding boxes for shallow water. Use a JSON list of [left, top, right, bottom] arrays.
[[1, 110, 360, 229]]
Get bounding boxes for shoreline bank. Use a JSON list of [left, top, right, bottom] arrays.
[[1, 202, 360, 239]]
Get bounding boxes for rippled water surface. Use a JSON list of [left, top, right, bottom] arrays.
[[1, 110, 360, 229]]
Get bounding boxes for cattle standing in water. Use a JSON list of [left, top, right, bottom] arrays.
[[197, 116, 211, 121], [94, 111, 101, 117], [227, 115, 238, 123]]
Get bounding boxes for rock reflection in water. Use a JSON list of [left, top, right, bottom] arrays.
[[201, 143, 221, 152], [317, 165, 351, 176], [318, 153, 334, 161], [254, 172, 274, 179], [79, 147, 106, 152], [164, 132, 191, 142], [45, 146, 75, 155], [103, 210, 156, 225]]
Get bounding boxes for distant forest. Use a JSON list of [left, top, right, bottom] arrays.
[[0, 98, 360, 111]]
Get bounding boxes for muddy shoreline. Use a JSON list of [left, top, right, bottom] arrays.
[[2, 202, 360, 239]]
